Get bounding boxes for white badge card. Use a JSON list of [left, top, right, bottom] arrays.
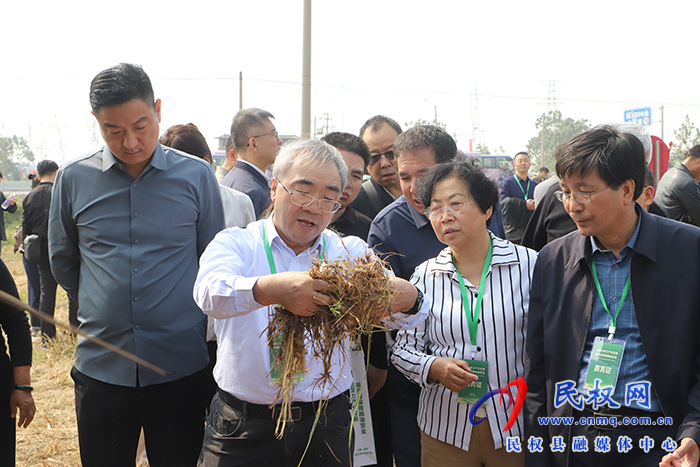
[[348, 346, 377, 467]]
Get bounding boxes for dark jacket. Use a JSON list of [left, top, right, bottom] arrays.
[[22, 181, 53, 261], [350, 178, 395, 221], [524, 206, 700, 466], [655, 163, 700, 226]]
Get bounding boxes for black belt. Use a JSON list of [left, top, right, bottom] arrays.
[[218, 389, 349, 422]]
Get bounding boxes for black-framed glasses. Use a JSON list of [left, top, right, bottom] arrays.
[[278, 181, 341, 214], [555, 186, 610, 204], [247, 129, 279, 147], [368, 150, 395, 166], [424, 201, 475, 220]]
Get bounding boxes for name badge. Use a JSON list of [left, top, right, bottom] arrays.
[[269, 335, 305, 384], [458, 359, 489, 405], [584, 336, 625, 393]]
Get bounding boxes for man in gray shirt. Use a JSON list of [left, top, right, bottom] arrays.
[[49, 63, 225, 467]]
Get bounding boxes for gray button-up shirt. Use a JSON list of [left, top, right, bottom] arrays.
[[49, 143, 225, 387]]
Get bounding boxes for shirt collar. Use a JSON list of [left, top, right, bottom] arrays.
[[101, 143, 167, 173], [589, 212, 641, 260], [429, 233, 522, 278], [404, 196, 431, 229], [238, 159, 271, 184], [266, 217, 325, 258]]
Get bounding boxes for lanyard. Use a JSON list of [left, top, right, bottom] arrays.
[[262, 220, 326, 274], [590, 258, 631, 338], [454, 237, 493, 359], [515, 175, 530, 200]]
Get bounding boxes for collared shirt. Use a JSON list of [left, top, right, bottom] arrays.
[[220, 160, 272, 219], [193, 219, 429, 405], [392, 235, 538, 451], [49, 143, 225, 387], [576, 218, 661, 411], [500, 174, 537, 201]]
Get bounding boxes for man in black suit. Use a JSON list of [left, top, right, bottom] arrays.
[[220, 108, 283, 218]]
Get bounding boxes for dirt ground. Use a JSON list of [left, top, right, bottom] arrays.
[[4, 242, 81, 466]]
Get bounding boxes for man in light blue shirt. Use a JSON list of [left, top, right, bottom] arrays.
[[49, 63, 225, 467]]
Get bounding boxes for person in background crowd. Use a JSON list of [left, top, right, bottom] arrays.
[[22, 160, 59, 342], [0, 172, 18, 258], [655, 144, 700, 226], [322, 131, 392, 467], [0, 257, 35, 467], [17, 174, 41, 335], [393, 160, 536, 467], [500, 151, 537, 244], [160, 123, 255, 229], [351, 116, 404, 220], [220, 108, 283, 218], [49, 63, 225, 467], [215, 136, 237, 183], [533, 166, 549, 183]]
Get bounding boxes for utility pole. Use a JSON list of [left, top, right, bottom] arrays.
[[301, 0, 312, 137], [472, 85, 480, 149], [541, 113, 546, 168], [239, 72, 243, 111]]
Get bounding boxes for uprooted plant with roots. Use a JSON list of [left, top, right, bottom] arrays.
[[265, 250, 397, 436]]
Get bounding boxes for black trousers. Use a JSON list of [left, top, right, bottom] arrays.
[[72, 367, 209, 467], [1, 395, 15, 467], [198, 391, 354, 467], [36, 255, 57, 339]]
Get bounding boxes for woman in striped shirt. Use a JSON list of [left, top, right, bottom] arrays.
[[392, 160, 537, 467]]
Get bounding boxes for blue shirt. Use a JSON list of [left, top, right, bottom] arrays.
[[500, 174, 537, 201], [49, 143, 226, 387], [576, 218, 661, 411]]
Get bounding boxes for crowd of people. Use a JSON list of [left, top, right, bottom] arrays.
[[2, 61, 700, 467]]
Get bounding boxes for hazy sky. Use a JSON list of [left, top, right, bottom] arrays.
[[2, 0, 698, 166]]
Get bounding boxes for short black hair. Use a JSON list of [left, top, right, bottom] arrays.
[[393, 125, 458, 164], [417, 159, 499, 224], [321, 132, 370, 168], [37, 160, 59, 177], [556, 125, 646, 200], [538, 167, 549, 173], [644, 165, 655, 188], [686, 144, 700, 160], [89, 63, 155, 114], [359, 115, 402, 140], [231, 108, 275, 152]]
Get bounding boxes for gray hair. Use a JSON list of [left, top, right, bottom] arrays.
[[273, 138, 348, 191], [614, 123, 652, 163]]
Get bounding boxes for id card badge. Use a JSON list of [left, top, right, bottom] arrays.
[[458, 360, 489, 405], [269, 335, 305, 384], [584, 336, 625, 392]]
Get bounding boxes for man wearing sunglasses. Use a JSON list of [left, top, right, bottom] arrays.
[[351, 116, 404, 220], [220, 108, 284, 219]]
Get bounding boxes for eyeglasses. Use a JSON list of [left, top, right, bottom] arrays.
[[247, 129, 279, 147], [368, 150, 395, 166], [424, 201, 475, 220], [278, 181, 341, 214], [555, 186, 610, 204]]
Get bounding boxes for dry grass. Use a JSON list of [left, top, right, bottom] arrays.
[[266, 251, 397, 436], [3, 242, 81, 466]]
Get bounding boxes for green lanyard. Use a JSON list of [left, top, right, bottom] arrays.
[[515, 175, 530, 200], [454, 237, 493, 358], [262, 220, 326, 274], [590, 258, 631, 338]]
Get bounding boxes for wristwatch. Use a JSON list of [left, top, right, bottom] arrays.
[[403, 288, 424, 315]]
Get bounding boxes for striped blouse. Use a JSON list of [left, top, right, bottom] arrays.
[[391, 233, 537, 451]]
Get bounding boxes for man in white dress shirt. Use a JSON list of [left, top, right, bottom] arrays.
[[193, 138, 429, 467]]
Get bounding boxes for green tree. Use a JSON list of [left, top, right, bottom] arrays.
[[404, 119, 447, 130], [475, 143, 490, 155], [526, 111, 591, 171], [0, 134, 35, 180], [671, 115, 700, 165]]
